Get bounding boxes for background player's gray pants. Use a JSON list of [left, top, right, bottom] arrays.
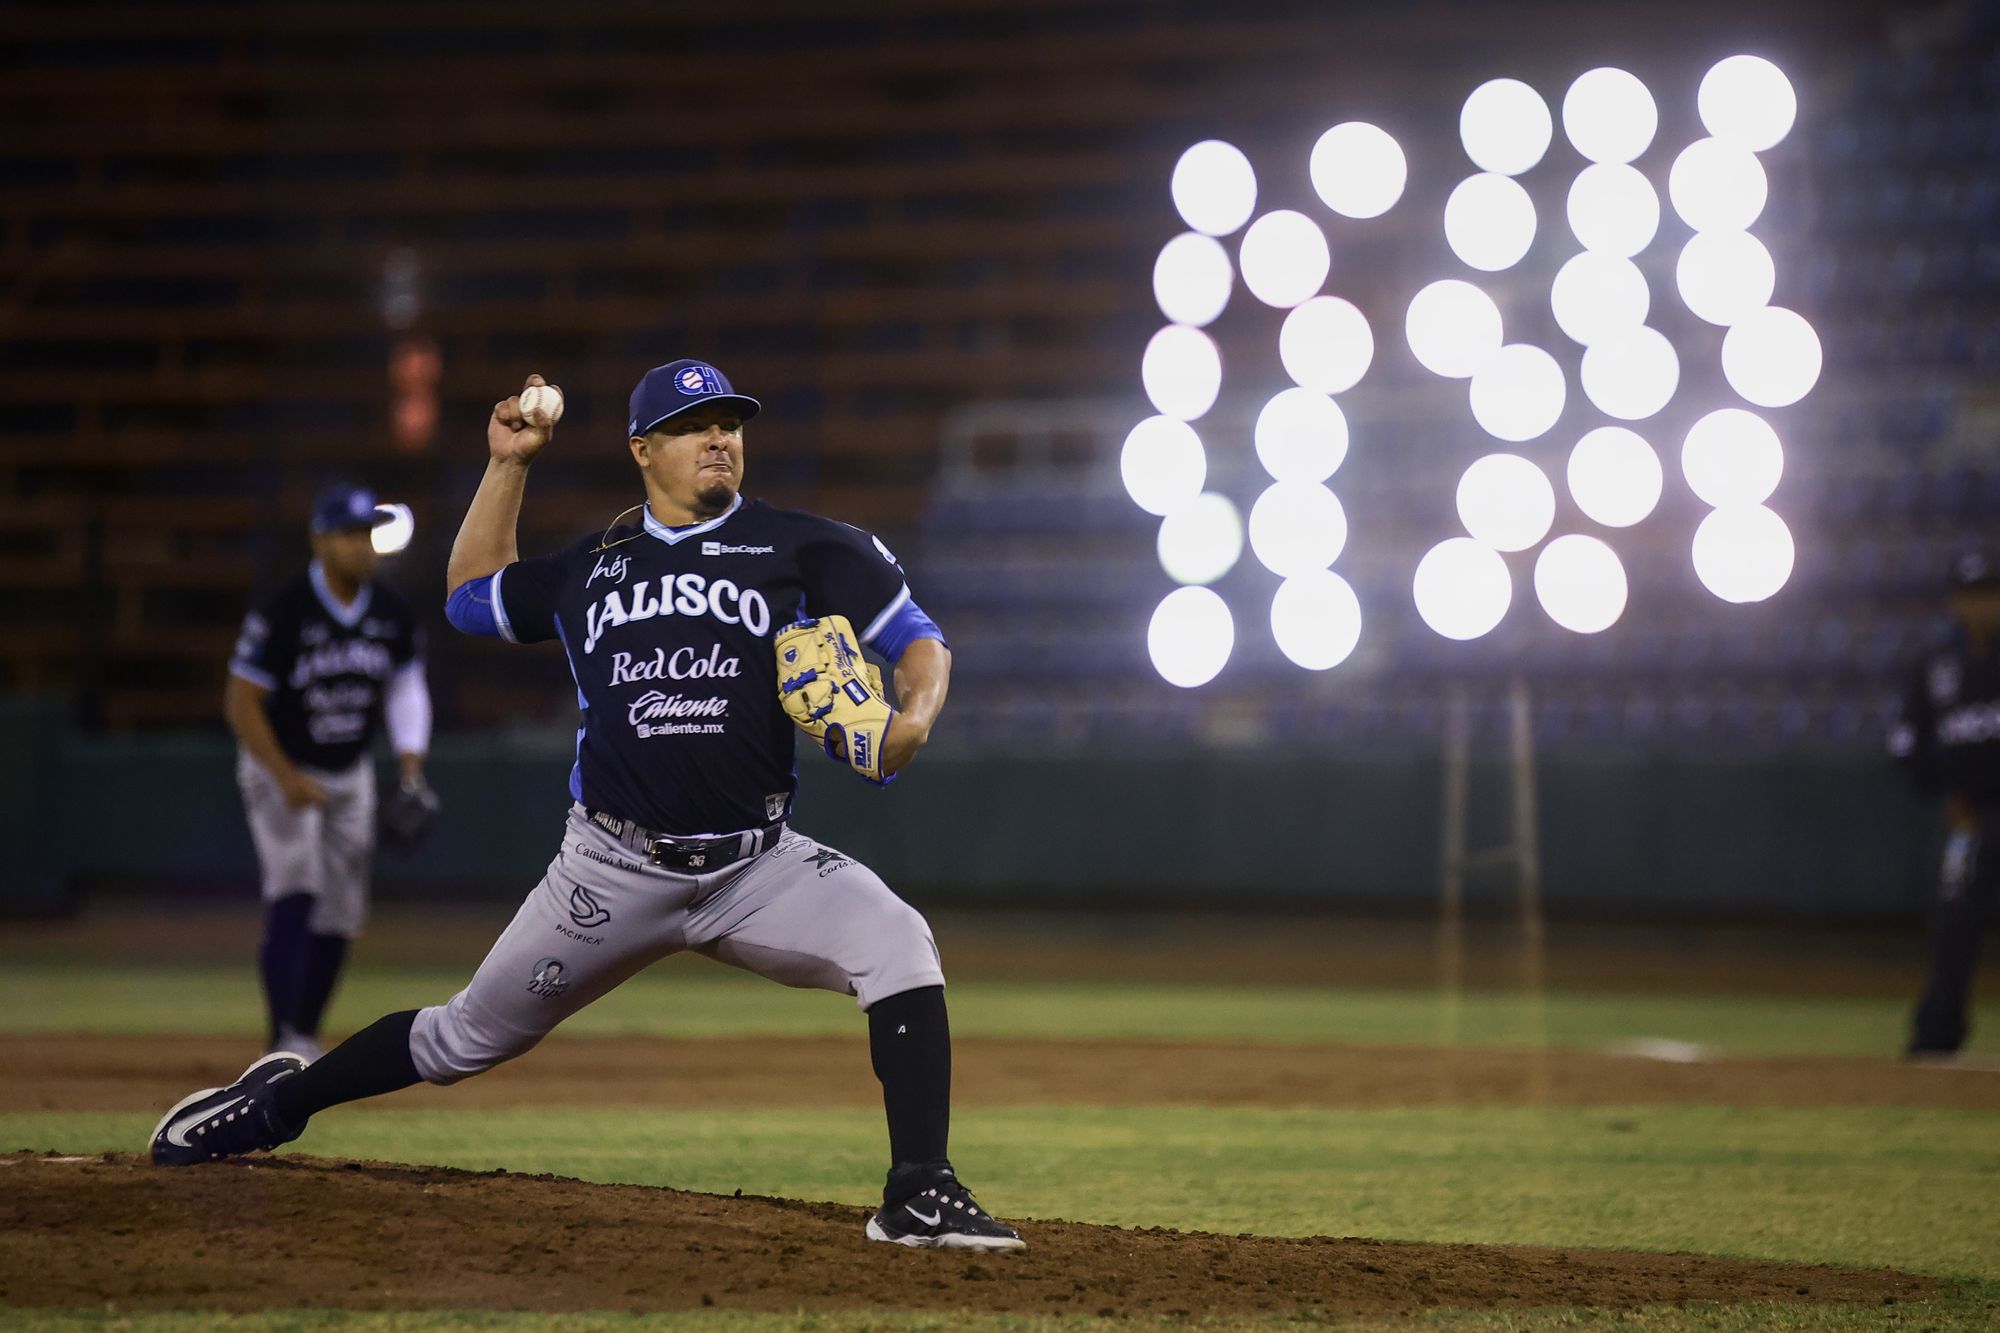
[[237, 751, 375, 938], [409, 805, 945, 1085]]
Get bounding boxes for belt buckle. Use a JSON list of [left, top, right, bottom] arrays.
[[646, 834, 711, 870]]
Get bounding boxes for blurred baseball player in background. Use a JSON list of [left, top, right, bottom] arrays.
[[224, 484, 438, 1063], [1891, 546, 2000, 1060], [153, 362, 1024, 1252]]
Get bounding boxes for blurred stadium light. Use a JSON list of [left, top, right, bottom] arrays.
[[1270, 570, 1363, 671], [1550, 252, 1650, 346], [370, 504, 415, 556], [1669, 137, 1770, 233], [1156, 492, 1244, 586], [1249, 481, 1348, 578], [1469, 343, 1567, 441], [1406, 280, 1504, 378], [1445, 173, 1537, 271], [1253, 390, 1348, 484], [1568, 427, 1664, 528], [1278, 297, 1373, 394], [1120, 418, 1207, 517], [1459, 79, 1553, 176], [1698, 55, 1798, 151], [1566, 164, 1661, 257], [1141, 325, 1223, 421], [1693, 506, 1797, 604], [1148, 586, 1234, 688], [1676, 231, 1777, 325], [1682, 409, 1785, 508], [1172, 140, 1259, 237], [1239, 209, 1331, 307], [1414, 539, 1513, 641], [1152, 233, 1235, 327], [1309, 122, 1407, 219], [1579, 325, 1680, 420], [1562, 67, 1659, 164], [1457, 454, 1556, 553], [1534, 535, 1629, 633], [1722, 306, 1824, 407]]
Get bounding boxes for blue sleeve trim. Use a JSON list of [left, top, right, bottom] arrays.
[[860, 583, 911, 644], [490, 569, 519, 642], [227, 660, 276, 691], [868, 596, 947, 664], [446, 574, 509, 640]]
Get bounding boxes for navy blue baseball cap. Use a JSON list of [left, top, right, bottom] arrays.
[[628, 359, 762, 437], [310, 484, 394, 533]]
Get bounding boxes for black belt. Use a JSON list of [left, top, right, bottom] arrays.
[[586, 809, 785, 873]]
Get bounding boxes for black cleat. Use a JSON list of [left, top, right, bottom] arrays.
[[865, 1170, 1025, 1251], [149, 1052, 308, 1166]]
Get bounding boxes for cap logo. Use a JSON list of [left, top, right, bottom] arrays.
[[676, 364, 723, 396], [348, 493, 373, 518]]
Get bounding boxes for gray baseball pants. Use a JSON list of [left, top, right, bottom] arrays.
[[408, 804, 944, 1084], [237, 750, 376, 939]]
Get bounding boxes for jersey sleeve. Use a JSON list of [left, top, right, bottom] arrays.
[[797, 518, 915, 648], [228, 594, 292, 691], [486, 546, 575, 645], [1889, 659, 1941, 794]]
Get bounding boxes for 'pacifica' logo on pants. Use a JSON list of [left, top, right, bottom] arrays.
[[583, 575, 771, 652]]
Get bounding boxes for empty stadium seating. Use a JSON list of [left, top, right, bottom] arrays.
[[1, 0, 1980, 744]]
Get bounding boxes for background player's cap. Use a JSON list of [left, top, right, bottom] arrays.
[[310, 484, 395, 534], [1949, 544, 2000, 590], [628, 359, 763, 436]]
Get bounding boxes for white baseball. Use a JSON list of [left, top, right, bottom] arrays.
[[519, 384, 564, 427]]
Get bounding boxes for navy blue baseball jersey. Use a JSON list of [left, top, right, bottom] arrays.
[[453, 495, 940, 835], [1891, 638, 2000, 803], [230, 563, 423, 771]]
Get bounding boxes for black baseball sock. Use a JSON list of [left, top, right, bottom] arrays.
[[271, 1009, 423, 1126], [291, 932, 350, 1038], [258, 893, 313, 1047], [868, 984, 952, 1200]]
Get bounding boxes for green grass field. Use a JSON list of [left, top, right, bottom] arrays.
[[8, 958, 2000, 1331], [24, 959, 1999, 1057]]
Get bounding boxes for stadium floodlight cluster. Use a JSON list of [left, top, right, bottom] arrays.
[[1139, 126, 1400, 685], [1128, 53, 1815, 685]]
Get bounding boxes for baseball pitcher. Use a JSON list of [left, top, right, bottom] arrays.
[[152, 360, 1022, 1251]]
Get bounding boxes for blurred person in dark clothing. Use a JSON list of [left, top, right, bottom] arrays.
[[1890, 546, 2000, 1059]]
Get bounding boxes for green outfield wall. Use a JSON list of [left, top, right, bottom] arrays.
[[0, 696, 1943, 917]]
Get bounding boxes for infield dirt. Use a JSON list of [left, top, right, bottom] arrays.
[[6, 1033, 1998, 1115], [0, 1152, 1943, 1319]]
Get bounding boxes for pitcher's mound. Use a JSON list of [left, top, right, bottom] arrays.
[[0, 1151, 1937, 1319]]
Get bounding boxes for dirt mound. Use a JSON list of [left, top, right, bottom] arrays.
[[7, 1034, 1998, 1116], [0, 1152, 1938, 1319]]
